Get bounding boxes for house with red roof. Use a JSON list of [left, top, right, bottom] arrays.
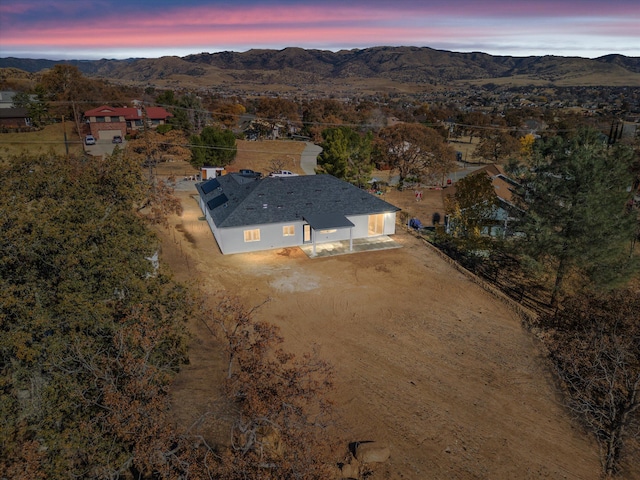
[[83, 105, 172, 141]]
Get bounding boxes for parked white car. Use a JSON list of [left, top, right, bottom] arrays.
[[268, 170, 299, 177], [84, 135, 96, 145]]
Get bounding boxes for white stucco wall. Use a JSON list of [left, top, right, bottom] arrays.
[[199, 196, 397, 255]]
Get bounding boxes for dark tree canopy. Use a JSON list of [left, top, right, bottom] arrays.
[[317, 126, 373, 187], [0, 152, 202, 478], [190, 125, 237, 169], [517, 127, 638, 306]]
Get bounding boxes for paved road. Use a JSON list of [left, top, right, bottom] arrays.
[[383, 162, 487, 186], [300, 142, 322, 175], [84, 139, 125, 157]]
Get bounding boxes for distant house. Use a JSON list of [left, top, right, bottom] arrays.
[[445, 164, 522, 237], [0, 91, 18, 109], [196, 173, 400, 255], [83, 105, 172, 141], [239, 115, 299, 141], [0, 107, 30, 129], [0, 91, 32, 129]]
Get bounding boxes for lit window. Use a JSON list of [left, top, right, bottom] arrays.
[[283, 225, 295, 237], [244, 229, 260, 242], [368, 214, 384, 236], [319, 229, 337, 234]]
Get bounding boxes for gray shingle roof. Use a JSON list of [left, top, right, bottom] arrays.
[[196, 174, 399, 228]]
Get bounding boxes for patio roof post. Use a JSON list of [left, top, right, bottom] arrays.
[[349, 227, 353, 251]]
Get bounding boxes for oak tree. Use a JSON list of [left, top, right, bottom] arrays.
[[445, 171, 499, 241], [209, 296, 337, 480], [374, 123, 455, 189], [472, 129, 520, 164], [0, 152, 201, 478]]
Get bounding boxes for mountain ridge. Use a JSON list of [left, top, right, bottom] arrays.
[[2, 46, 640, 88]]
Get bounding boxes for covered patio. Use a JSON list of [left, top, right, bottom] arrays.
[[298, 235, 401, 258]]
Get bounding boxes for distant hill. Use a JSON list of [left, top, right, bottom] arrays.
[[2, 46, 640, 89]]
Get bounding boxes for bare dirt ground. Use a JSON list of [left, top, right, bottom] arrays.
[[156, 153, 631, 479], [161, 190, 600, 479]]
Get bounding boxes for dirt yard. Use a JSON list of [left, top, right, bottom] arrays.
[[156, 155, 624, 479]]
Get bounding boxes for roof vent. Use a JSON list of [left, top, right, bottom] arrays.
[[263, 204, 268, 209]]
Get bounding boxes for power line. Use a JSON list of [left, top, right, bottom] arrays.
[[35, 99, 591, 134]]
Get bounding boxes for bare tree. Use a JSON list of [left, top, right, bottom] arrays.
[[538, 290, 640, 477]]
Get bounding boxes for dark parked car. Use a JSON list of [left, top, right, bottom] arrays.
[[112, 135, 123, 144], [239, 169, 262, 178]]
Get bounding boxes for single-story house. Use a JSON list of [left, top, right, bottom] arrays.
[[0, 107, 31, 129], [445, 164, 523, 237], [83, 105, 172, 140], [0, 91, 18, 109], [196, 173, 400, 255]]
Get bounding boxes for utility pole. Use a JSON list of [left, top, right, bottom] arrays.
[[62, 115, 69, 157]]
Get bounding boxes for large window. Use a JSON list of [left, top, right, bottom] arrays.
[[244, 229, 261, 242], [283, 225, 295, 237], [368, 214, 384, 236]]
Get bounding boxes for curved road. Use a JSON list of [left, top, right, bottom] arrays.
[[300, 142, 322, 175], [297, 143, 486, 186]]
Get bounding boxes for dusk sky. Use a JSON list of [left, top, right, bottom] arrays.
[[1, 0, 639, 60]]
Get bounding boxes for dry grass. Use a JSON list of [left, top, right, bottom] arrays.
[[154, 139, 308, 179], [231, 139, 307, 175], [0, 123, 84, 159], [448, 135, 481, 162]]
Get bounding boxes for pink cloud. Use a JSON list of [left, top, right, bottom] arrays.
[[1, 0, 638, 58]]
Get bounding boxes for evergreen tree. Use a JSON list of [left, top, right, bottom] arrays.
[[190, 126, 237, 169], [317, 126, 373, 187], [517, 127, 638, 306]]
